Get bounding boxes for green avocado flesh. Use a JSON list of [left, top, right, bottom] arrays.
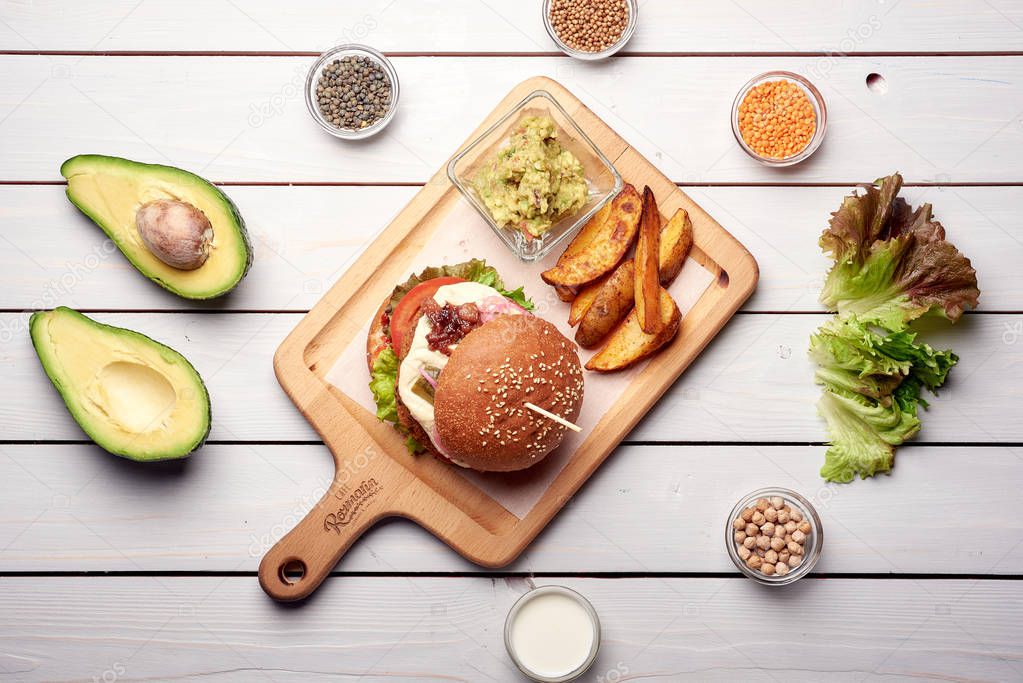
[[30, 307, 211, 461], [61, 154, 253, 300]]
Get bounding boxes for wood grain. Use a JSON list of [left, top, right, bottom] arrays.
[[1, 56, 1021, 183], [1, 444, 1021, 574], [0, 184, 1017, 312], [2, 312, 1019, 443], [2, 1, 1021, 53], [0, 576, 1019, 682]]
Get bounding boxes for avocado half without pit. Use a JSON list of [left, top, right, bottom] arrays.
[[61, 154, 253, 299], [30, 307, 211, 461]]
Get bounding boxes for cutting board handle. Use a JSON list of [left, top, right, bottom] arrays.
[[258, 391, 405, 601]]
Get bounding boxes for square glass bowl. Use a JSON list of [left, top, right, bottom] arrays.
[[447, 90, 623, 262]]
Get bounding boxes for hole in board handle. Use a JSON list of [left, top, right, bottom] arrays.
[[866, 73, 888, 94], [280, 559, 307, 585]]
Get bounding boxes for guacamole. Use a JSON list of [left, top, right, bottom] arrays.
[[472, 116, 587, 238]]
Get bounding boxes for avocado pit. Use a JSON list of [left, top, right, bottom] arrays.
[[136, 199, 213, 270]]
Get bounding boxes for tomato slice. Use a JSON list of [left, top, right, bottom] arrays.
[[390, 276, 465, 355]]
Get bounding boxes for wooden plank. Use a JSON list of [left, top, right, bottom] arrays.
[[1, 443, 1021, 574], [1, 56, 1021, 183], [0, 576, 1019, 681], [2, 1, 1022, 53], [2, 312, 1018, 443], [0, 184, 1017, 312]]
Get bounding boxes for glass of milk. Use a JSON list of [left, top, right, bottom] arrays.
[[504, 585, 601, 682]]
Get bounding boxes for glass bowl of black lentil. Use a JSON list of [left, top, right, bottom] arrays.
[[305, 44, 399, 140]]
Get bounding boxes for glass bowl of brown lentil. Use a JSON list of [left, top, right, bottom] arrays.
[[543, 0, 638, 60], [731, 71, 827, 167], [725, 487, 823, 586], [305, 44, 399, 140]]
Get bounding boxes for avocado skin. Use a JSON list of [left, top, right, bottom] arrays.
[[29, 307, 212, 461], [60, 154, 253, 300]]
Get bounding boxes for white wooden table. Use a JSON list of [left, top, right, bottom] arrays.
[[1, 2, 1022, 680]]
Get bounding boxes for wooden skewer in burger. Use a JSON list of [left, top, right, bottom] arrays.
[[367, 259, 585, 471]]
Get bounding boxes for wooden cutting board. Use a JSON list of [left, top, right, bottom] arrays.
[[258, 76, 758, 601]]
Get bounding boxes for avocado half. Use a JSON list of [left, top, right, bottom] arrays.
[[30, 307, 211, 461], [61, 154, 253, 300]]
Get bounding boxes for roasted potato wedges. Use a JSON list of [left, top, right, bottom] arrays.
[[552, 201, 613, 301], [658, 208, 694, 286], [585, 287, 681, 372], [634, 186, 662, 334], [541, 184, 642, 288], [575, 259, 635, 348], [568, 273, 607, 326]]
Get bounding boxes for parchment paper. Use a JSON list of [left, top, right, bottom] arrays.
[[326, 199, 714, 518]]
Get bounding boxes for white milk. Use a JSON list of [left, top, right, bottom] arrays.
[[507, 589, 598, 680]]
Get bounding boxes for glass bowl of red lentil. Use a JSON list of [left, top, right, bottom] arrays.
[[305, 44, 400, 140], [542, 0, 639, 60], [731, 71, 827, 167], [725, 487, 823, 586], [447, 89, 623, 262]]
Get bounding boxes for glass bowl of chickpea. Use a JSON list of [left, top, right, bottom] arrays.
[[731, 71, 827, 167], [726, 488, 823, 586]]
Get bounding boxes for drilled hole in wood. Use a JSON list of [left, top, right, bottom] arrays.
[[280, 559, 306, 584], [866, 73, 888, 94]]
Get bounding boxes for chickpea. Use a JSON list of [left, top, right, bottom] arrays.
[[770, 496, 785, 510], [738, 545, 752, 561], [798, 521, 812, 535], [747, 555, 763, 569], [773, 525, 786, 539], [760, 522, 776, 537], [776, 509, 790, 524], [788, 541, 804, 556], [741, 507, 755, 522], [756, 535, 771, 550], [792, 529, 806, 544], [779, 550, 790, 564], [770, 537, 785, 552], [755, 498, 770, 512], [765, 549, 778, 564], [764, 507, 778, 523], [743, 536, 756, 550], [785, 521, 798, 533], [734, 531, 747, 544], [746, 523, 758, 537], [775, 562, 789, 576], [784, 534, 793, 544], [761, 562, 776, 575], [733, 518, 746, 531], [790, 508, 804, 523], [752, 511, 766, 526], [788, 554, 802, 568]]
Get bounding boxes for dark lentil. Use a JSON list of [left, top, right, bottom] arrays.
[[315, 55, 392, 130]]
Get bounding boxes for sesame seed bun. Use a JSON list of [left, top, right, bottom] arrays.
[[433, 315, 584, 472]]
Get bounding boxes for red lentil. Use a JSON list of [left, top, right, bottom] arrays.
[[738, 79, 816, 160]]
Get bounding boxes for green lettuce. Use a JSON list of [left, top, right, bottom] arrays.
[[369, 347, 400, 423], [811, 173, 976, 483], [820, 173, 979, 331]]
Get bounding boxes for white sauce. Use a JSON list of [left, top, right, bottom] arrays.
[[508, 591, 596, 679], [396, 281, 512, 442]]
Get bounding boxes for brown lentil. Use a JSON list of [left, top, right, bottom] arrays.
[[738, 79, 816, 159], [315, 55, 392, 131], [549, 0, 628, 53]]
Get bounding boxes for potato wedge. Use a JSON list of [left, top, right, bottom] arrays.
[[568, 273, 607, 326], [552, 201, 613, 301], [541, 184, 642, 287], [634, 186, 662, 334], [658, 208, 694, 286], [585, 287, 681, 372], [575, 259, 635, 348], [554, 285, 578, 302]]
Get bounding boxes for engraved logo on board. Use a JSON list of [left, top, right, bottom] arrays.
[[323, 478, 382, 533]]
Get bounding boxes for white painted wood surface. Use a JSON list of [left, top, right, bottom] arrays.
[[1, 56, 1022, 183], [2, 312, 1019, 442], [1, 1, 1021, 679], [2, 444, 1021, 574], [1, 184, 1018, 312], [0, 577, 1020, 682], [1, 0, 1022, 53]]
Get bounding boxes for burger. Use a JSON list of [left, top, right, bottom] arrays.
[[367, 259, 584, 471]]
